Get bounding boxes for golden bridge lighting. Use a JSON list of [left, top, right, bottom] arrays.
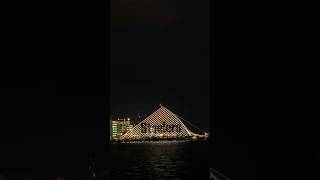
[[110, 105, 209, 142]]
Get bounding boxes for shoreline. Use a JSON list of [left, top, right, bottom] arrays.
[[110, 137, 209, 144]]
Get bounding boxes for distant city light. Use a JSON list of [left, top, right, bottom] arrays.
[[110, 117, 134, 140], [110, 105, 208, 142]]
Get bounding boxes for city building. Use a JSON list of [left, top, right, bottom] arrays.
[[110, 118, 113, 140], [110, 118, 133, 140]]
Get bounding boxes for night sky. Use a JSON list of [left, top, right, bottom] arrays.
[[0, 2, 107, 177], [0, 1, 211, 177], [110, 0, 210, 131]]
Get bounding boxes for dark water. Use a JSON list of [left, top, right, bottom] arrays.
[[1, 141, 108, 180], [1, 140, 209, 179], [110, 140, 209, 180]]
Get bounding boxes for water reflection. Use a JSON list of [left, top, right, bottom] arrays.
[[110, 141, 209, 180]]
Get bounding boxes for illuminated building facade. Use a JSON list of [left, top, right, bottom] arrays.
[[110, 118, 132, 140], [110, 118, 113, 140]]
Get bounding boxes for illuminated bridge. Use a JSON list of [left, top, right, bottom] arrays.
[[120, 105, 208, 141]]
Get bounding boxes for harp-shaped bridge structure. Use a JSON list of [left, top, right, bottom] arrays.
[[120, 105, 208, 141]]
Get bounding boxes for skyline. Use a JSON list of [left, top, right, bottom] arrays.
[[110, 0, 210, 132]]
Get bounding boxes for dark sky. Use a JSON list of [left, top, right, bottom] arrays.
[[0, 1, 210, 177], [1, 1, 316, 179], [110, 0, 210, 131], [0, 1, 210, 172], [0, 3, 107, 176]]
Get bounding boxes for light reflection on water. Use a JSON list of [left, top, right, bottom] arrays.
[[110, 140, 209, 180]]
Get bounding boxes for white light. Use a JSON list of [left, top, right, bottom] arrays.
[[120, 106, 194, 140]]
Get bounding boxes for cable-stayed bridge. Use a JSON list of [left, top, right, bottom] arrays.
[[120, 104, 209, 141]]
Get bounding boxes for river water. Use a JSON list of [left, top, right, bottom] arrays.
[[109, 140, 210, 180]]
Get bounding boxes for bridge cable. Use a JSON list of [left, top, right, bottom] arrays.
[[174, 114, 206, 134]]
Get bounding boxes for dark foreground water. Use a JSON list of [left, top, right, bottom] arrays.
[[110, 140, 209, 180], [1, 140, 209, 179]]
